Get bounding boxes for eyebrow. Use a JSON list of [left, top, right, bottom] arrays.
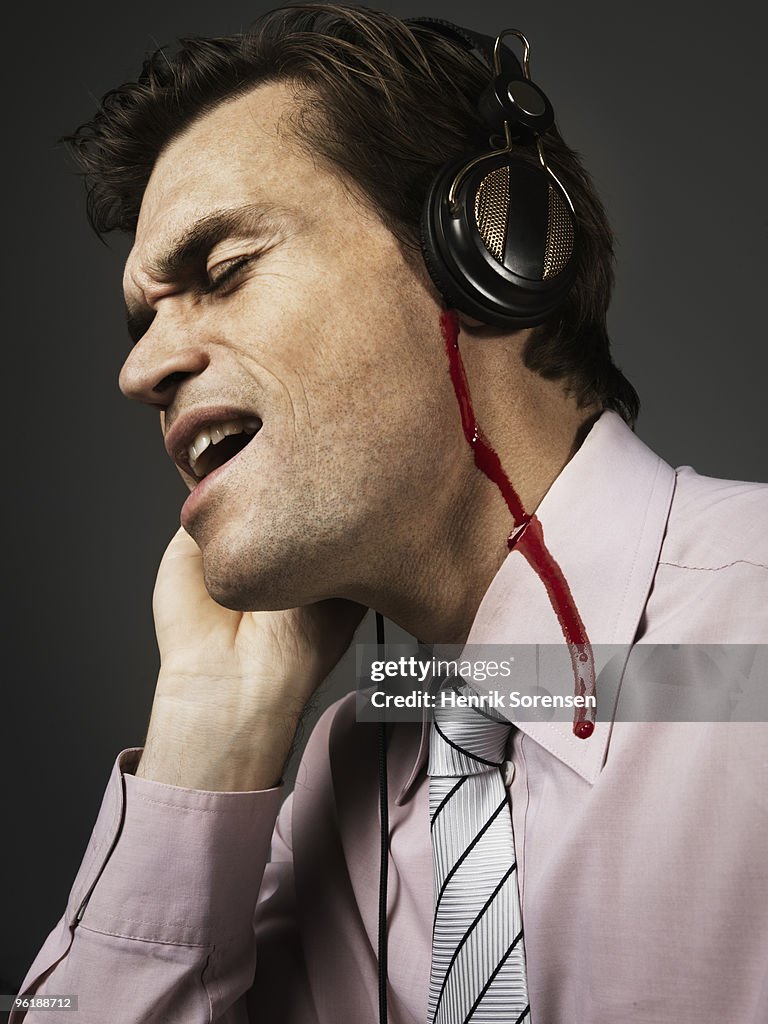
[[124, 202, 283, 344]]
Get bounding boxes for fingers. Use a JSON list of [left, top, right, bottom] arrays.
[[153, 527, 210, 626], [164, 526, 202, 561]]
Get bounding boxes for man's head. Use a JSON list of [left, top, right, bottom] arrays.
[[67, 4, 638, 614]]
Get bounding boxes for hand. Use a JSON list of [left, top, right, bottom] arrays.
[[137, 528, 366, 790]]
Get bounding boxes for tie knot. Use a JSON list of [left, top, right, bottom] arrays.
[[428, 686, 512, 777]]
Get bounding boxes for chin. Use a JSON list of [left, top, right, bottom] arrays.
[[202, 557, 293, 612], [198, 533, 323, 612]]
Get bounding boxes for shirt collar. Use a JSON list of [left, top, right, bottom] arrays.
[[395, 411, 677, 802]]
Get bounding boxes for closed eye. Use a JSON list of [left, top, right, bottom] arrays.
[[202, 254, 255, 295]]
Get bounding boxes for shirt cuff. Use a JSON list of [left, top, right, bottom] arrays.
[[71, 748, 285, 947]]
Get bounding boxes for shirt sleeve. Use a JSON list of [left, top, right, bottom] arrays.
[[11, 748, 288, 1023]]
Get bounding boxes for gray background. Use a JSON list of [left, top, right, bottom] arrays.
[[2, 0, 766, 993]]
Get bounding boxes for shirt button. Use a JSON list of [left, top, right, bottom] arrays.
[[503, 760, 515, 786]]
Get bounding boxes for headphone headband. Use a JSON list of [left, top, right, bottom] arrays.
[[405, 17, 523, 79]]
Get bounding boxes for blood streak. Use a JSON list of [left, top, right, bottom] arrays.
[[440, 310, 595, 737]]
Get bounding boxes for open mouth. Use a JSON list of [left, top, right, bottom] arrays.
[[186, 417, 262, 481]]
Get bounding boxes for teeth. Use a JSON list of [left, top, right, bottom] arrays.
[[186, 417, 260, 476], [190, 430, 210, 462]]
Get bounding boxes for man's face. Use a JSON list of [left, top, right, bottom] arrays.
[[120, 81, 468, 610]]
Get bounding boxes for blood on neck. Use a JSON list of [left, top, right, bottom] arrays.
[[439, 309, 595, 739]]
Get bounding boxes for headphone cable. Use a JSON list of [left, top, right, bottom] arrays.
[[375, 611, 389, 1024]]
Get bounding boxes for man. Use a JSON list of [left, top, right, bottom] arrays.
[[13, 5, 767, 1023]]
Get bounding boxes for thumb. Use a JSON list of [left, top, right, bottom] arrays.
[[152, 527, 219, 629]]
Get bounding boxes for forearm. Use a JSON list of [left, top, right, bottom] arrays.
[[12, 750, 285, 1023]]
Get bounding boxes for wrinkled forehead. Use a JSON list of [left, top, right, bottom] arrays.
[[128, 80, 307, 276]]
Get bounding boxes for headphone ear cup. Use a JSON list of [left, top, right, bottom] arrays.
[[421, 152, 577, 328], [419, 213, 473, 318]]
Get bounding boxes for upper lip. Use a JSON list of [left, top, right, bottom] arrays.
[[164, 405, 262, 477]]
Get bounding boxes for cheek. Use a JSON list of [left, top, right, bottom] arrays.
[[233, 258, 454, 458], [305, 326, 450, 440], [303, 348, 459, 494]]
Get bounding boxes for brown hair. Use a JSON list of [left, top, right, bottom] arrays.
[[65, 3, 639, 423]]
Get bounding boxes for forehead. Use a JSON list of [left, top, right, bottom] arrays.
[[129, 80, 314, 274]]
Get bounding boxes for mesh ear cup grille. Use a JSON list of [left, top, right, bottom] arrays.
[[474, 165, 510, 262], [543, 185, 574, 279]]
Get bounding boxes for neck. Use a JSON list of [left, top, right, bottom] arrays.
[[364, 316, 600, 644]]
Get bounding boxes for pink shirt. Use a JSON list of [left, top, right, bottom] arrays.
[[14, 412, 768, 1023]]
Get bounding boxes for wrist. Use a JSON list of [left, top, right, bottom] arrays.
[[136, 694, 301, 791]]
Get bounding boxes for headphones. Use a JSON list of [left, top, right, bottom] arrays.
[[409, 19, 577, 328]]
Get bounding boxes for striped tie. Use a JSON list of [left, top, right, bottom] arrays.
[[427, 687, 531, 1024]]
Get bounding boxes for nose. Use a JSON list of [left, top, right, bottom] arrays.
[[119, 314, 209, 407]]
